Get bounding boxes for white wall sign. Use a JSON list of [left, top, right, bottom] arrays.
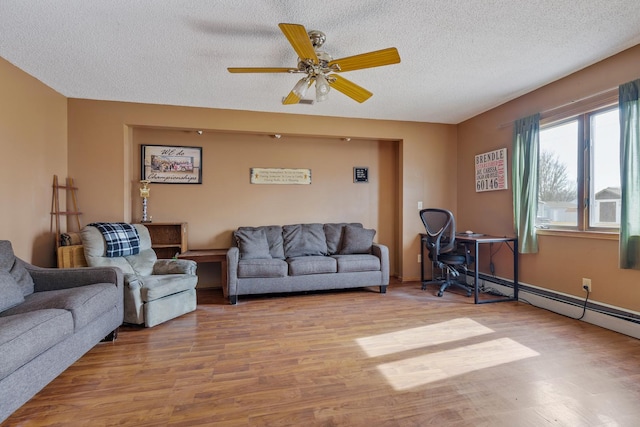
[[475, 148, 508, 192], [250, 168, 311, 185]]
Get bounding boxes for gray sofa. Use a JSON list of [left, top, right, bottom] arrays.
[[0, 240, 123, 423], [227, 223, 389, 304]]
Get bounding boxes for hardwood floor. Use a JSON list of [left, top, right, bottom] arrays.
[[4, 280, 640, 426]]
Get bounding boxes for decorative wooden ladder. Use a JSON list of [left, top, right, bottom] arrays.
[[50, 175, 82, 249]]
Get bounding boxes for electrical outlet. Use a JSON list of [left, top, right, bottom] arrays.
[[418, 254, 421, 263], [582, 278, 592, 292], [418, 201, 423, 210]]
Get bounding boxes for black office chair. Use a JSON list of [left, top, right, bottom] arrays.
[[419, 208, 473, 297]]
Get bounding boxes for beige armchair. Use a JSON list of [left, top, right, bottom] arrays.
[[81, 223, 197, 327]]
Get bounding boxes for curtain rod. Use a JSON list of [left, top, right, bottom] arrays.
[[497, 86, 618, 129]]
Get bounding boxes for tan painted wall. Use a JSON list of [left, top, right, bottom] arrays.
[[0, 57, 67, 266], [67, 99, 458, 284], [457, 45, 640, 312]]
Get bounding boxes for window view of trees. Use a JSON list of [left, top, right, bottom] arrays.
[[537, 120, 578, 227], [537, 106, 620, 230], [539, 150, 576, 202]]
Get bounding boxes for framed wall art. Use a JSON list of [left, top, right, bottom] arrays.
[[353, 167, 369, 183], [475, 148, 507, 192], [141, 145, 202, 184]]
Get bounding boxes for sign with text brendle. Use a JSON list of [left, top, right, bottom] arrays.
[[475, 148, 508, 192]]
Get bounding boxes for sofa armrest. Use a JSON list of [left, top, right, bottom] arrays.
[[372, 243, 390, 286], [152, 259, 197, 275], [226, 247, 239, 303], [25, 262, 123, 292]]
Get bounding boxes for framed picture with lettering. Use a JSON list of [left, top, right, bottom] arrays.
[[141, 145, 202, 184], [353, 167, 369, 183], [475, 148, 507, 192]]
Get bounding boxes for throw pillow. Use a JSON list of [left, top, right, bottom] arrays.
[[324, 223, 363, 255], [261, 226, 285, 259], [339, 225, 376, 254], [234, 228, 272, 260], [0, 271, 25, 312], [0, 240, 35, 296], [283, 224, 328, 257]]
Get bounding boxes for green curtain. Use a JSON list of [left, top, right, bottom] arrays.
[[512, 113, 540, 254], [619, 79, 640, 269]]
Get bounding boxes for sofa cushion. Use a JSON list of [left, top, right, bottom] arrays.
[[283, 223, 328, 257], [324, 223, 363, 255], [0, 271, 25, 312], [234, 228, 272, 260], [0, 309, 74, 381], [288, 256, 337, 276], [237, 259, 288, 278], [140, 274, 198, 302], [1, 283, 120, 330], [332, 254, 381, 273], [0, 240, 35, 296], [339, 225, 376, 254]]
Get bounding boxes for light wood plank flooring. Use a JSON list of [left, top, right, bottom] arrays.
[[4, 281, 640, 426]]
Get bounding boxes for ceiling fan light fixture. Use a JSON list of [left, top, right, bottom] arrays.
[[292, 76, 311, 99], [228, 23, 401, 105], [315, 74, 330, 102]]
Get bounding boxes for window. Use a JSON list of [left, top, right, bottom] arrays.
[[537, 105, 620, 231]]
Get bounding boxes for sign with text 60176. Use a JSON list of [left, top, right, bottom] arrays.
[[475, 148, 508, 192]]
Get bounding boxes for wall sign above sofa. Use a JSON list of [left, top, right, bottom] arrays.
[[141, 144, 202, 184], [250, 168, 311, 185]]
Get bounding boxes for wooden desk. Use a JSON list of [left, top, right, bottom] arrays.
[[177, 249, 228, 296]]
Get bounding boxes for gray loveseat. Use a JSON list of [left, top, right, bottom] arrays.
[[227, 223, 389, 304], [0, 240, 123, 423]]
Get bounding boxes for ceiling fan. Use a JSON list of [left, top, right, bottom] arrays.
[[227, 23, 401, 105]]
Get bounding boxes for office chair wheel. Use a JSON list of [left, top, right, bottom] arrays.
[[437, 291, 444, 297], [466, 289, 472, 297]]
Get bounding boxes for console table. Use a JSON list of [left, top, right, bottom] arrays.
[[177, 249, 228, 296]]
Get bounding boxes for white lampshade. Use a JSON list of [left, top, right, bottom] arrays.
[[315, 74, 331, 102], [292, 77, 310, 99]]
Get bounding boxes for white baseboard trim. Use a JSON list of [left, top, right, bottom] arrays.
[[476, 275, 640, 340]]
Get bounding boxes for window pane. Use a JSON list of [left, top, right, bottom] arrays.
[[538, 121, 578, 227], [590, 108, 620, 228]]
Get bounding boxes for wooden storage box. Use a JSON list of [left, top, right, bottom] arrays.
[[57, 245, 88, 268]]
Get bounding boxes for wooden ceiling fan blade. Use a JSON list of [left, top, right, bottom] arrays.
[[282, 77, 314, 105], [278, 23, 318, 64], [329, 47, 400, 72], [227, 67, 295, 73], [282, 91, 301, 105], [328, 75, 373, 103]]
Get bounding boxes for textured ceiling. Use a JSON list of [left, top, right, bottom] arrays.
[[1, 1, 640, 124]]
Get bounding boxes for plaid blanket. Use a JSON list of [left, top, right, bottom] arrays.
[[89, 222, 141, 257]]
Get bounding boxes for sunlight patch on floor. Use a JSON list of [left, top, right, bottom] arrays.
[[356, 318, 495, 357], [376, 337, 540, 390]]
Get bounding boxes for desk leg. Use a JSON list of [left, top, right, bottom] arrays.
[[473, 241, 480, 304], [513, 239, 519, 300], [420, 237, 425, 289]]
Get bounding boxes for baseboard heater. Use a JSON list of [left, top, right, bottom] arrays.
[[475, 273, 640, 339]]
